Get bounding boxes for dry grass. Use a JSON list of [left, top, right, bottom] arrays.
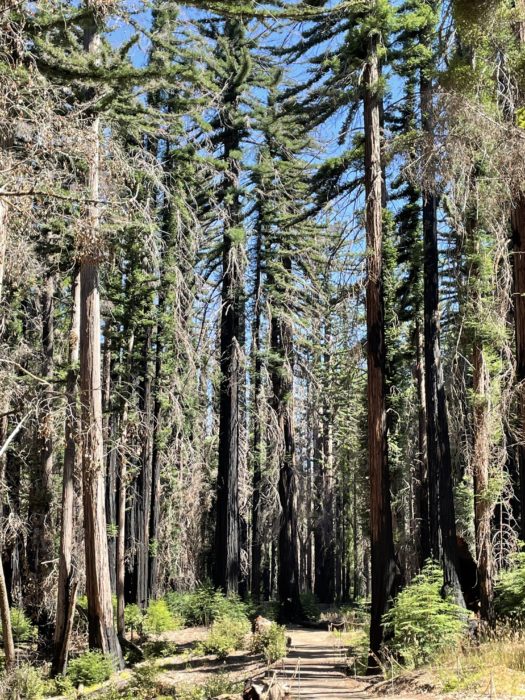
[[435, 626, 525, 697]]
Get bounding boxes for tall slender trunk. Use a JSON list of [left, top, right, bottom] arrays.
[[215, 228, 242, 594], [52, 267, 80, 676], [314, 412, 335, 601], [117, 332, 133, 634], [352, 473, 360, 599], [513, 199, 525, 540], [467, 199, 494, 623], [116, 403, 128, 639], [149, 321, 162, 600], [79, 14, 122, 666], [415, 319, 430, 565], [472, 345, 493, 620], [512, 0, 525, 541], [0, 199, 7, 309], [135, 326, 153, 608], [27, 273, 55, 621], [214, 19, 245, 594], [251, 223, 263, 600], [364, 23, 398, 663], [0, 551, 14, 669], [103, 333, 117, 593], [271, 256, 302, 621], [0, 411, 15, 668], [421, 63, 465, 604]]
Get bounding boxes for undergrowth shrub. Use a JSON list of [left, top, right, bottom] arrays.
[[143, 599, 181, 635], [382, 562, 467, 668], [337, 602, 370, 626], [495, 551, 525, 619], [143, 639, 179, 658], [250, 622, 288, 663], [300, 592, 320, 622], [124, 603, 144, 637], [0, 664, 45, 700], [49, 674, 75, 697], [197, 615, 250, 660], [0, 607, 37, 643], [175, 676, 242, 700], [67, 650, 115, 687], [254, 600, 280, 621], [166, 582, 248, 627]]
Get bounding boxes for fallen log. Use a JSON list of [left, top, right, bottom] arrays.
[[243, 677, 289, 699]]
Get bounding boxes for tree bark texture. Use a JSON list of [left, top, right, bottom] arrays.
[[79, 13, 122, 666], [52, 267, 80, 676], [364, 28, 399, 661]]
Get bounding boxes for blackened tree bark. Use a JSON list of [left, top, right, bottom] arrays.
[[364, 21, 399, 664], [314, 339, 336, 604], [421, 65, 465, 605], [213, 18, 247, 595], [270, 255, 302, 622], [135, 325, 154, 608], [512, 1, 525, 542]]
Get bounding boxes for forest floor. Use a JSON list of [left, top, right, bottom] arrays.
[[155, 626, 441, 699], [53, 625, 525, 699], [154, 625, 267, 690], [252, 627, 433, 700]]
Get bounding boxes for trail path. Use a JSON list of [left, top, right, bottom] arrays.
[[266, 627, 429, 700]]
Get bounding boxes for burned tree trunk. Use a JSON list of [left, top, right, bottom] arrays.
[[270, 256, 302, 622], [421, 63, 464, 605]]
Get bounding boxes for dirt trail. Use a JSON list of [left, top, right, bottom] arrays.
[[266, 628, 429, 700]]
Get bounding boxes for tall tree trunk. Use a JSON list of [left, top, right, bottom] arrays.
[[314, 324, 336, 604], [0, 550, 14, 670], [213, 19, 246, 594], [513, 198, 525, 541], [79, 13, 122, 666], [149, 321, 162, 600], [80, 258, 122, 663], [415, 319, 430, 566], [27, 272, 55, 622], [215, 228, 242, 594], [468, 200, 494, 623], [421, 65, 465, 604], [135, 326, 153, 608], [364, 21, 398, 664], [0, 411, 15, 669], [102, 333, 117, 593], [116, 402, 129, 639], [251, 223, 263, 600], [271, 256, 302, 622], [472, 345, 494, 621], [512, 0, 525, 541], [52, 267, 80, 676], [0, 199, 7, 309]]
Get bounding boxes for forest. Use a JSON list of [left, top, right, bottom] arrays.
[[3, 0, 525, 698]]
